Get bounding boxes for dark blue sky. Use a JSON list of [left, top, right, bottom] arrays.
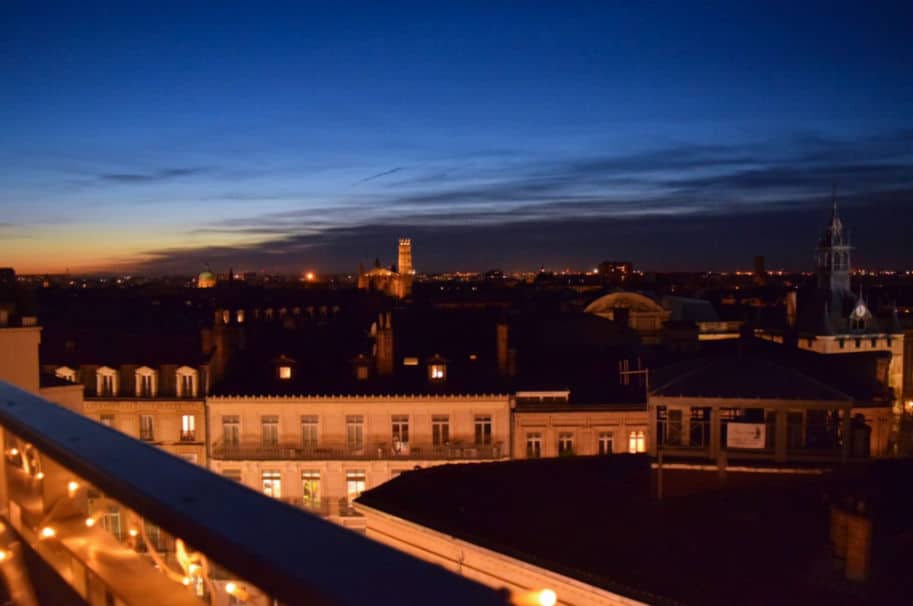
[[2, 1, 912, 273]]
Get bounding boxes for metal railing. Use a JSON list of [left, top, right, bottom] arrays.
[[212, 441, 504, 461], [0, 381, 511, 606]]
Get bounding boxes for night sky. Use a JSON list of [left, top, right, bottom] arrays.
[[3, 2, 912, 274]]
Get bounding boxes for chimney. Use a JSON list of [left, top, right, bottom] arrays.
[[375, 312, 394, 376], [786, 291, 798, 329], [496, 321, 509, 376]]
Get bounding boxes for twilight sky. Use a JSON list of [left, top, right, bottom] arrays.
[[2, 1, 912, 274]]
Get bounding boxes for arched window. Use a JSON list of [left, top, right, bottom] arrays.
[[135, 366, 158, 398], [96, 366, 119, 397], [176, 366, 199, 398]]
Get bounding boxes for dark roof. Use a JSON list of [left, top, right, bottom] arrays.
[[212, 307, 511, 397], [358, 457, 913, 606], [40, 330, 208, 368], [650, 353, 852, 401]]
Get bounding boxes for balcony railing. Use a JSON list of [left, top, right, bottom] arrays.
[[212, 441, 505, 461], [0, 381, 512, 606]]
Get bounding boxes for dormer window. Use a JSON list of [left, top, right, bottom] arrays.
[[356, 365, 369, 380], [96, 367, 118, 397], [176, 366, 199, 398], [55, 366, 77, 383], [273, 355, 296, 381], [403, 357, 419, 366], [279, 366, 292, 380], [135, 367, 158, 398], [428, 356, 447, 382]]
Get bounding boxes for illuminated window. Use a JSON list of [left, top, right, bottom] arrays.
[[261, 416, 279, 447], [403, 357, 419, 366], [179, 453, 198, 464], [346, 470, 366, 504], [181, 415, 196, 441], [392, 415, 410, 452], [139, 415, 154, 441], [302, 470, 320, 509], [100, 414, 114, 427], [474, 415, 492, 445], [526, 433, 542, 458], [262, 470, 281, 498], [432, 415, 450, 446], [346, 416, 364, 451], [628, 430, 646, 453], [236, 309, 245, 323], [278, 366, 292, 380], [301, 415, 318, 449], [429, 364, 446, 381], [598, 432, 614, 455], [356, 365, 369, 380], [55, 366, 77, 383]]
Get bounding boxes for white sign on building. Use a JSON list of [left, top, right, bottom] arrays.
[[726, 422, 766, 449]]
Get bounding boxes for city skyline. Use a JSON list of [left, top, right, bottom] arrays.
[[3, 2, 913, 274]]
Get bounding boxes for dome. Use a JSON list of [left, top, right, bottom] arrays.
[[197, 271, 217, 288]]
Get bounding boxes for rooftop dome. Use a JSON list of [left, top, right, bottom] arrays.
[[197, 271, 217, 288]]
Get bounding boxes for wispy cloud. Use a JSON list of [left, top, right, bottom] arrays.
[[353, 167, 404, 185], [97, 167, 209, 183]]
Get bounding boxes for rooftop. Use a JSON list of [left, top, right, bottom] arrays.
[[358, 456, 913, 605]]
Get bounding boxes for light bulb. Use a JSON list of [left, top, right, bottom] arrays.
[[40, 527, 56, 539], [225, 582, 237, 594], [128, 528, 138, 537], [0, 550, 9, 562], [8, 448, 18, 456], [182, 576, 191, 586], [35, 472, 45, 480], [67, 481, 79, 496], [85, 518, 96, 527]]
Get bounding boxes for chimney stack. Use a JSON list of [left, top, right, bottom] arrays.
[[375, 312, 394, 376], [496, 321, 509, 376]]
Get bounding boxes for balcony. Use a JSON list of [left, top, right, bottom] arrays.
[[0, 381, 513, 606], [212, 441, 505, 461]]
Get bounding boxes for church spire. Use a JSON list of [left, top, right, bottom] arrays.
[[816, 188, 851, 293]]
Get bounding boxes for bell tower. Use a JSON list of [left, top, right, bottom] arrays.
[[815, 193, 851, 294], [397, 238, 414, 276]]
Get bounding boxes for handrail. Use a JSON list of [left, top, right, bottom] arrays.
[[211, 441, 504, 461], [0, 381, 510, 606]]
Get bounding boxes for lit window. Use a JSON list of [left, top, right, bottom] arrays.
[[356, 365, 369, 380], [262, 470, 281, 498], [278, 366, 292, 380], [302, 471, 320, 509], [392, 415, 410, 453], [100, 414, 114, 427], [598, 432, 614, 455], [526, 433, 542, 458], [181, 415, 196, 441], [628, 430, 646, 453], [96, 367, 118, 397], [429, 364, 446, 381], [179, 453, 198, 464], [403, 357, 419, 366], [346, 470, 366, 504]]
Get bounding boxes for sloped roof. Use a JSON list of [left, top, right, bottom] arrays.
[[651, 354, 851, 401]]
